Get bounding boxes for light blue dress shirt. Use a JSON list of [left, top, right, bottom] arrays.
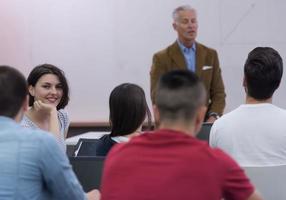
[[177, 40, 196, 72], [0, 116, 86, 200]]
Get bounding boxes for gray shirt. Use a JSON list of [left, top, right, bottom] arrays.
[[20, 109, 69, 151]]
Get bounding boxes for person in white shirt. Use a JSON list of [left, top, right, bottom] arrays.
[[210, 47, 286, 167]]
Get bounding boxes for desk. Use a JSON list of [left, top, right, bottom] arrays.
[[65, 131, 109, 156], [68, 122, 154, 138], [65, 131, 109, 145]]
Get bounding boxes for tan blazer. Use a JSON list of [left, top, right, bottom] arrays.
[[150, 41, 226, 115]]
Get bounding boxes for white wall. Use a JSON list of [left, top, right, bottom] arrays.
[[0, 0, 285, 122]]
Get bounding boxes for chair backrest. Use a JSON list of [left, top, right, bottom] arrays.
[[69, 156, 105, 192], [73, 138, 100, 156], [243, 165, 286, 199], [196, 123, 212, 142]]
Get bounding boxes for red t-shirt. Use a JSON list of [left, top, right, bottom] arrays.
[[101, 129, 254, 200]]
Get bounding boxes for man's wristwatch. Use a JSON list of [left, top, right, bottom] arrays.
[[208, 112, 220, 119]]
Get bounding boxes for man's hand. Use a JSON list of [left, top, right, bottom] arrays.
[[206, 116, 217, 123]]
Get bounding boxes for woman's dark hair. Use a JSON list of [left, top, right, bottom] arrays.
[[109, 83, 151, 137], [27, 64, 70, 110]]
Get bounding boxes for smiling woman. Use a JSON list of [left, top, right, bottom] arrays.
[[20, 64, 70, 151]]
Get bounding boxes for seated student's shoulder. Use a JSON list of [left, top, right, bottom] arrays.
[[210, 147, 256, 199], [19, 125, 59, 146], [209, 146, 242, 169], [57, 109, 69, 127], [8, 126, 62, 160], [57, 109, 68, 119], [212, 106, 242, 127], [104, 134, 145, 161]]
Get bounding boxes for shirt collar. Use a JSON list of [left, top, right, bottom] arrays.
[[111, 136, 130, 143], [177, 39, 196, 53]]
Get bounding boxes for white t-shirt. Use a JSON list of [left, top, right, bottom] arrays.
[[210, 103, 286, 167]]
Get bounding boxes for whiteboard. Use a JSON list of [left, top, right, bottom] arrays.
[[0, 0, 285, 122]]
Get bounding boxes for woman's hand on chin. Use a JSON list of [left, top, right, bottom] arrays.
[[33, 100, 57, 115]]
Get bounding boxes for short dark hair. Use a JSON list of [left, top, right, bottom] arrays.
[[0, 66, 28, 118], [109, 83, 151, 137], [244, 47, 283, 100], [27, 64, 70, 110], [155, 70, 206, 122]]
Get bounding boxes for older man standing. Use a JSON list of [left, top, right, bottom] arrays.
[[150, 5, 226, 122]]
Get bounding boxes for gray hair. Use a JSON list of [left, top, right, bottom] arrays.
[[172, 5, 197, 22]]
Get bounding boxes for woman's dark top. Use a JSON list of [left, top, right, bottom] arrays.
[[95, 134, 117, 156]]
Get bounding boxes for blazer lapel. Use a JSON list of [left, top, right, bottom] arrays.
[[169, 42, 187, 70], [195, 42, 205, 77]]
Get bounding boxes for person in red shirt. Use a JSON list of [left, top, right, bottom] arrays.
[[100, 70, 263, 200]]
